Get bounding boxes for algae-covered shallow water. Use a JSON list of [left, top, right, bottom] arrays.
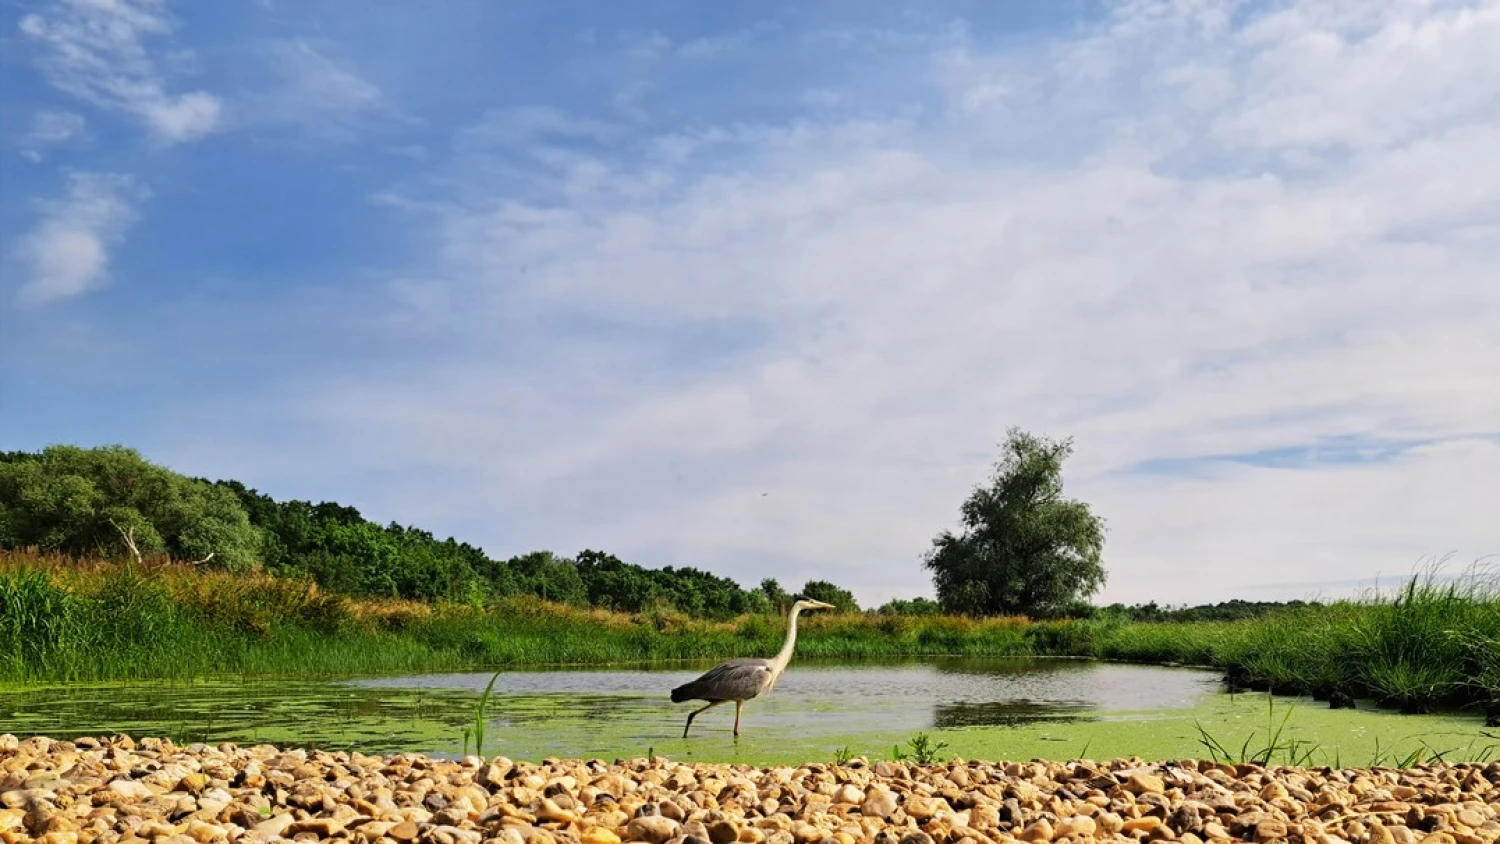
[[2, 657, 1494, 766]]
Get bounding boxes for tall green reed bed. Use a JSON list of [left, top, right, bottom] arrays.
[[1093, 568, 1500, 715], [1220, 570, 1500, 713], [0, 554, 1079, 683]]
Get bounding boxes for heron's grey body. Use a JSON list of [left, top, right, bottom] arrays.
[[670, 597, 835, 737], [671, 657, 775, 703]]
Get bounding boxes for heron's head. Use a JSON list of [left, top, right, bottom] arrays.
[[789, 594, 836, 613]]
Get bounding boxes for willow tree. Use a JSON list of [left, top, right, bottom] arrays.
[[923, 428, 1106, 616]]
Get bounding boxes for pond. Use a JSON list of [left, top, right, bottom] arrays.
[[2, 658, 1493, 766]]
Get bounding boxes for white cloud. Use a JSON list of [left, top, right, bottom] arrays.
[[456, 107, 622, 150], [18, 110, 88, 161], [677, 21, 779, 59], [12, 172, 147, 305], [18, 0, 221, 144], [240, 39, 394, 141], [167, 0, 1500, 608], [28, 110, 87, 145], [1217, 0, 1500, 151]]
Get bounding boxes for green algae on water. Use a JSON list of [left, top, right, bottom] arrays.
[[2, 661, 1493, 768]]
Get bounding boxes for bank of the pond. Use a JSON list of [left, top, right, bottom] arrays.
[[3, 556, 1498, 719], [3, 733, 1499, 844]]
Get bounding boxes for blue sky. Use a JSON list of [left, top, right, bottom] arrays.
[[2, 0, 1497, 607]]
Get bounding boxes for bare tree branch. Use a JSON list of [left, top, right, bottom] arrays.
[[107, 518, 142, 570], [186, 552, 215, 566]]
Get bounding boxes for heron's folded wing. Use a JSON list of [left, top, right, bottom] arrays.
[[683, 658, 773, 700]]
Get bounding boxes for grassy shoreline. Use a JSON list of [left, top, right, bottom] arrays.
[[3, 550, 1496, 721]]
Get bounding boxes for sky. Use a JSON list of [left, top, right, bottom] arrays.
[[1, 0, 1497, 610]]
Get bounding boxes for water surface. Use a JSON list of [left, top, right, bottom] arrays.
[[3, 658, 1491, 766]]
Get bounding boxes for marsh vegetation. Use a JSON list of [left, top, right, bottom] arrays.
[[3, 548, 1497, 724], [3, 439, 1497, 767]]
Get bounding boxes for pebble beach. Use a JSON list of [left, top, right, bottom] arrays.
[[2, 734, 1497, 844]]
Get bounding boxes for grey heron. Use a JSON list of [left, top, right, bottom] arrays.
[[670, 595, 836, 737]]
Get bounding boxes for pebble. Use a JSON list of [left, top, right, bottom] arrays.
[[860, 791, 899, 820], [1, 734, 1498, 844], [629, 816, 682, 843], [584, 828, 624, 844]]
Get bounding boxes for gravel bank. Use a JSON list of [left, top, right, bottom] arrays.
[[2, 734, 1496, 844]]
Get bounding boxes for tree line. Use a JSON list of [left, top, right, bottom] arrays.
[[2, 436, 1314, 622], [0, 445, 857, 618]]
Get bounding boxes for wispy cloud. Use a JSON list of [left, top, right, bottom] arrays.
[[18, 0, 221, 145], [18, 110, 88, 162], [455, 106, 621, 150], [240, 39, 398, 142], [1217, 0, 1500, 151], [11, 171, 147, 306], [677, 20, 780, 59]]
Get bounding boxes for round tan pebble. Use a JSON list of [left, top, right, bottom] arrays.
[[628, 816, 682, 844], [1255, 820, 1288, 842], [1260, 782, 1289, 802], [1019, 819, 1054, 842], [1125, 817, 1165, 834], [860, 791, 899, 820], [584, 829, 623, 844], [834, 787, 863, 806], [1368, 821, 1399, 844], [707, 820, 739, 844], [904, 797, 946, 821], [790, 821, 824, 843], [1128, 772, 1167, 796], [538, 798, 581, 825], [1057, 815, 1097, 838]]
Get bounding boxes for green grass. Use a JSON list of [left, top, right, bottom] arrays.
[[1098, 564, 1500, 716], [3, 551, 1497, 721]]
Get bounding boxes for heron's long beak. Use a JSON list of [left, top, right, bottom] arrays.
[[808, 599, 836, 610]]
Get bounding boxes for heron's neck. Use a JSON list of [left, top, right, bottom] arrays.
[[771, 606, 803, 674]]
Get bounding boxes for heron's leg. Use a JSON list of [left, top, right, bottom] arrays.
[[733, 699, 743, 736], [683, 700, 725, 738]]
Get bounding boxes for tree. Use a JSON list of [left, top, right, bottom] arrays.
[[506, 550, 588, 606], [758, 578, 789, 613], [575, 549, 660, 612], [923, 428, 1106, 617], [800, 579, 859, 614], [0, 445, 262, 570], [877, 596, 942, 616]]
